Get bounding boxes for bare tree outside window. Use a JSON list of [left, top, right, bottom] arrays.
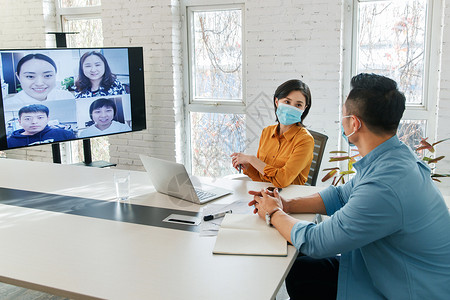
[[192, 9, 242, 101], [64, 18, 103, 48], [358, 0, 426, 105], [191, 112, 245, 178], [397, 119, 426, 155]]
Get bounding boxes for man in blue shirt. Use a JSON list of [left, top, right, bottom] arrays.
[[7, 104, 75, 148], [249, 73, 450, 299]]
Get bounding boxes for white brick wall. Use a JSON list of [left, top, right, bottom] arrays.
[[0, 0, 449, 192]]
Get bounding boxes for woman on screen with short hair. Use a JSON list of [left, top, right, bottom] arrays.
[[79, 98, 131, 138], [75, 51, 126, 98], [231, 79, 314, 188], [9, 53, 74, 106]]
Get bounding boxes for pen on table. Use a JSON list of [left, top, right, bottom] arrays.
[[203, 209, 232, 221]]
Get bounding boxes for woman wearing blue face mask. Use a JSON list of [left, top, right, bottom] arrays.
[[231, 79, 314, 188]]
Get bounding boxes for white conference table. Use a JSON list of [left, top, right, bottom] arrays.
[[0, 158, 322, 300]]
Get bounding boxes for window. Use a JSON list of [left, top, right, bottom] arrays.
[[357, 0, 426, 106], [61, 17, 103, 48], [190, 9, 243, 102], [59, 0, 101, 8], [55, 0, 108, 164], [346, 0, 441, 150], [184, 3, 245, 177]]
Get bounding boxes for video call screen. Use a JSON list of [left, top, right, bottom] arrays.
[[0, 47, 146, 150]]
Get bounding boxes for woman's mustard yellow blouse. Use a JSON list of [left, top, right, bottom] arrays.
[[243, 124, 314, 188]]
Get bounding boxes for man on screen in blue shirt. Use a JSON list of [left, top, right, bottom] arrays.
[[249, 73, 450, 299], [7, 104, 75, 148]]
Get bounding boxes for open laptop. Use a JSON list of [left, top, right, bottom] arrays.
[[139, 154, 232, 204]]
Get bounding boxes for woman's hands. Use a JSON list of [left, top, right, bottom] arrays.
[[230, 152, 251, 172], [248, 188, 286, 220]]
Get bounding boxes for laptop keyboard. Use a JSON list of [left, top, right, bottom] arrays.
[[195, 189, 216, 201]]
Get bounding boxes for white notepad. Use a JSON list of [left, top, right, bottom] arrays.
[[212, 214, 287, 256]]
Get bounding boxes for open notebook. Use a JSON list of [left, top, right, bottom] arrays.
[[212, 214, 288, 256]]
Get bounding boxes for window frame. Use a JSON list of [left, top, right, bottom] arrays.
[[55, 2, 101, 33], [342, 0, 442, 145], [181, 0, 246, 172]]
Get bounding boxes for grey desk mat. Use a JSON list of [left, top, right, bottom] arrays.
[[0, 187, 200, 232]]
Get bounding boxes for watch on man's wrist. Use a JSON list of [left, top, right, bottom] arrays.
[[265, 207, 282, 226]]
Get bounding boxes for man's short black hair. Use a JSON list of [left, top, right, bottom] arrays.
[[18, 104, 50, 118], [346, 73, 406, 135], [89, 98, 117, 120]]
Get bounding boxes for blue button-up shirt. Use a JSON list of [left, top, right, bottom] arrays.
[[291, 135, 450, 299]]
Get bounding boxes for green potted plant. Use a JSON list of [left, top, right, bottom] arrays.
[[61, 76, 75, 91], [322, 138, 449, 185]]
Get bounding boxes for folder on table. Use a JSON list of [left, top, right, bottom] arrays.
[[212, 214, 288, 257]]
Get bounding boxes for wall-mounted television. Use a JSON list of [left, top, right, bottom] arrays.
[[0, 47, 146, 151]]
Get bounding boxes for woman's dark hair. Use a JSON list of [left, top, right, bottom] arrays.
[[89, 98, 117, 120], [273, 79, 312, 125], [346, 73, 406, 135], [16, 54, 57, 76], [75, 51, 116, 93]]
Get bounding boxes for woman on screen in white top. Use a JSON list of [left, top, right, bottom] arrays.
[[9, 53, 74, 106], [79, 98, 131, 138]]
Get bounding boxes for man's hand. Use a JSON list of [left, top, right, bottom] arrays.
[[248, 188, 284, 219], [249, 188, 290, 214]]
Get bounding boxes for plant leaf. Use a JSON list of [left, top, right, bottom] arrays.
[[427, 156, 445, 164], [340, 170, 355, 175], [329, 156, 351, 162], [416, 145, 434, 152], [348, 159, 354, 170], [321, 169, 337, 182], [322, 167, 340, 171], [431, 173, 450, 178], [329, 151, 348, 154], [431, 138, 450, 147], [419, 137, 431, 146], [334, 175, 344, 185], [416, 138, 434, 152]]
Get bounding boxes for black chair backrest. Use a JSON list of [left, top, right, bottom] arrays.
[[306, 130, 328, 186]]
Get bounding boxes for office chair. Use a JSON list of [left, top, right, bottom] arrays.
[[305, 130, 328, 186], [305, 129, 329, 224]]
